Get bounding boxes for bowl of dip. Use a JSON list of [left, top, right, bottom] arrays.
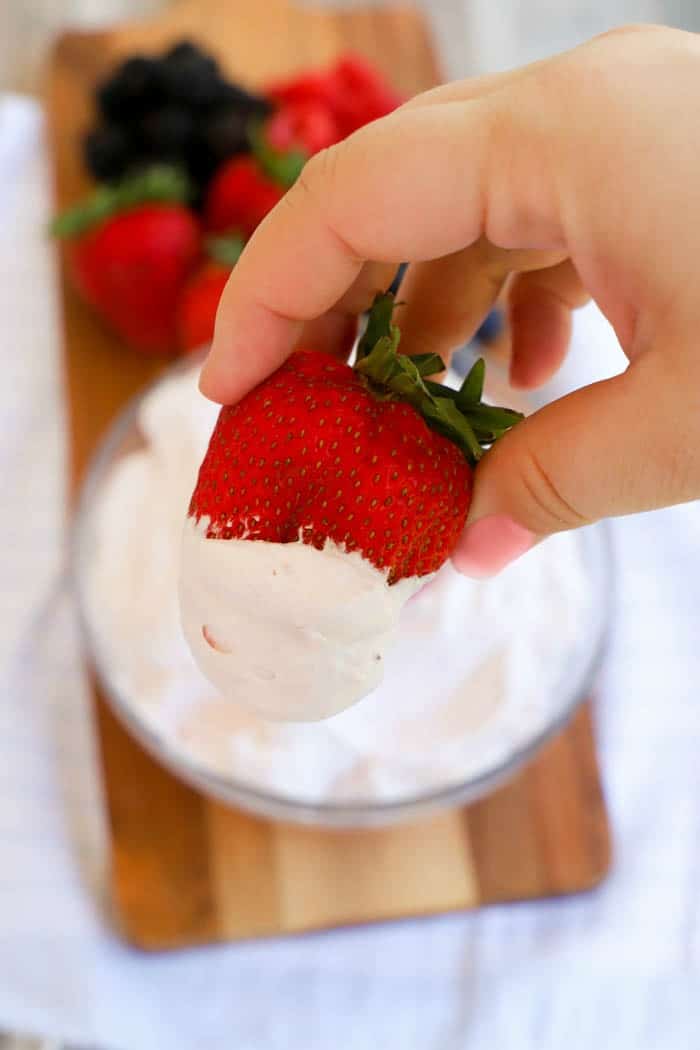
[[73, 357, 612, 827]]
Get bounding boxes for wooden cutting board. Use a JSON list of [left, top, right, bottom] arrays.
[[44, 0, 611, 951]]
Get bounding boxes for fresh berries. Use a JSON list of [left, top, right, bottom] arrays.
[[65, 48, 404, 356], [330, 55, 403, 135], [189, 294, 522, 582], [265, 100, 342, 155], [178, 262, 230, 352], [52, 168, 201, 355], [177, 235, 244, 352], [83, 124, 132, 182], [84, 44, 400, 206], [266, 69, 337, 111], [267, 54, 402, 140], [198, 108, 250, 166], [96, 55, 165, 121], [69, 205, 201, 354], [204, 155, 284, 236], [158, 40, 222, 108], [137, 105, 195, 160], [85, 41, 271, 193]]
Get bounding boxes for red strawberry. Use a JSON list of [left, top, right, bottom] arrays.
[[329, 54, 403, 135], [189, 294, 522, 583], [267, 53, 402, 141], [177, 235, 244, 352], [265, 100, 342, 155], [52, 167, 201, 355], [204, 156, 284, 236], [266, 68, 338, 111]]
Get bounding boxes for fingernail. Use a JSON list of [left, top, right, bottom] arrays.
[[452, 515, 535, 578]]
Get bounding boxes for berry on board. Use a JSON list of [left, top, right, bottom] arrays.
[[52, 167, 201, 355], [177, 234, 245, 353], [204, 155, 284, 236]]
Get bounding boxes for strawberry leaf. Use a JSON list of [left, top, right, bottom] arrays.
[[355, 292, 523, 464], [50, 165, 192, 239], [356, 291, 397, 361], [422, 397, 483, 462], [408, 352, 446, 378], [206, 234, 246, 267], [458, 357, 485, 405], [248, 121, 307, 188]]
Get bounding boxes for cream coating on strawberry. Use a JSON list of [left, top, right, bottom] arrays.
[[180, 518, 423, 720], [180, 293, 522, 721]]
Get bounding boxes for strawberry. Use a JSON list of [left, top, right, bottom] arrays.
[[177, 235, 244, 352], [204, 155, 284, 236], [266, 68, 338, 112], [265, 100, 342, 155], [267, 53, 402, 141], [202, 56, 401, 241], [329, 54, 403, 135], [52, 167, 201, 355], [188, 293, 522, 583]]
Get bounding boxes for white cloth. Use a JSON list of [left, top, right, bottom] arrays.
[[2, 94, 700, 1050]]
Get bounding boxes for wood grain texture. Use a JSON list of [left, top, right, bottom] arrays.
[[45, 0, 610, 951]]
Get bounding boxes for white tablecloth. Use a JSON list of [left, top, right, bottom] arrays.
[[2, 94, 700, 1050]]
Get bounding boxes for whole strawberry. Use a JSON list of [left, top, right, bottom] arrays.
[[267, 53, 402, 141], [52, 167, 201, 355], [204, 155, 284, 236], [177, 235, 244, 352], [330, 54, 403, 135], [189, 293, 522, 584], [265, 99, 342, 155]]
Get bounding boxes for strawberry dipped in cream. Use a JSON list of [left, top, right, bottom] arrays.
[[179, 294, 522, 721]]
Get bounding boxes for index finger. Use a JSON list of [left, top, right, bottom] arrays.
[[200, 85, 565, 404]]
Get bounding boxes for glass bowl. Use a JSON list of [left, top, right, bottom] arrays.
[[72, 358, 613, 828]]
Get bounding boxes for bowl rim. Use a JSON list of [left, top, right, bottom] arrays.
[[71, 360, 614, 829]]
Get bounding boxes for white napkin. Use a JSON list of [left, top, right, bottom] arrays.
[[2, 94, 700, 1050]]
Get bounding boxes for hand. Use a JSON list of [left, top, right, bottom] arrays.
[[201, 25, 700, 576]]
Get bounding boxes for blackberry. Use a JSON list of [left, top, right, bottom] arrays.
[[83, 124, 133, 181], [164, 39, 219, 76], [199, 108, 250, 162], [97, 55, 165, 121], [87, 41, 273, 200], [212, 80, 272, 118], [137, 105, 195, 158], [185, 147, 219, 194], [160, 49, 222, 108]]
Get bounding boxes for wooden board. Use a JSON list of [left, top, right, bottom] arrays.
[[45, 0, 611, 951]]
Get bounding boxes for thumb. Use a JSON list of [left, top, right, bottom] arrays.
[[453, 352, 695, 576]]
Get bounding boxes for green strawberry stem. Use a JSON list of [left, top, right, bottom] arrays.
[[50, 165, 193, 239], [248, 121, 307, 188], [354, 292, 523, 464], [206, 233, 246, 267]]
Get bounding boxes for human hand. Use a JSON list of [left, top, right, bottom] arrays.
[[201, 25, 700, 576]]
